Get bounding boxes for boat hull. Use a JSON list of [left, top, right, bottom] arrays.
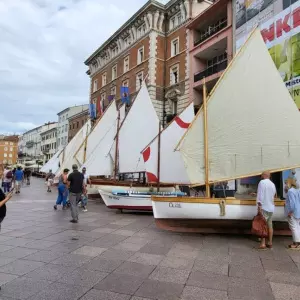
[[99, 190, 153, 211], [152, 196, 290, 235]]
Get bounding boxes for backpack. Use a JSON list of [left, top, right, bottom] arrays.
[[6, 171, 13, 179]]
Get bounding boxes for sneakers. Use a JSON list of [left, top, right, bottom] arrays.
[[70, 219, 78, 223], [83, 207, 88, 212], [53, 205, 57, 210]]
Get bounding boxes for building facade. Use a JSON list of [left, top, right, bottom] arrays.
[[188, 0, 233, 109], [57, 104, 89, 150], [85, 0, 212, 127], [40, 123, 58, 163], [18, 122, 57, 163], [68, 109, 89, 142], [0, 135, 19, 166]]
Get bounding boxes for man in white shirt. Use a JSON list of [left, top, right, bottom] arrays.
[[80, 167, 91, 212], [256, 171, 277, 250]]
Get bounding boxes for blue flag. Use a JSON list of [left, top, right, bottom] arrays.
[[120, 86, 130, 104], [89, 103, 96, 119]]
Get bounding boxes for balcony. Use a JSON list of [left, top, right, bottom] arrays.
[[194, 59, 228, 83], [194, 19, 227, 47], [26, 141, 34, 148]]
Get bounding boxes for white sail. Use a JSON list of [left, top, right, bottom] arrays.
[[79, 101, 118, 176], [40, 150, 62, 174], [178, 29, 300, 185], [118, 82, 159, 173], [56, 120, 91, 176], [142, 102, 194, 184]]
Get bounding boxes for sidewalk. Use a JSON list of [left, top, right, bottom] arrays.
[[0, 178, 299, 299]]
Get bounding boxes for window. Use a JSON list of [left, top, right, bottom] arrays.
[[65, 124, 67, 131], [54, 142, 56, 149], [172, 100, 178, 115], [8, 160, 12, 164], [10, 142, 13, 146], [77, 122, 79, 128], [4, 142, 8, 145], [123, 80, 129, 87], [171, 38, 179, 57], [69, 124, 72, 130], [124, 56, 130, 73], [123, 37, 130, 48], [4, 147, 7, 151], [82, 120, 84, 126], [170, 17, 176, 30], [137, 47, 144, 65], [10, 147, 13, 152], [93, 79, 98, 92], [9, 154, 12, 158], [62, 116, 65, 121], [73, 123, 75, 129], [101, 93, 106, 112], [102, 73, 107, 86], [112, 65, 117, 80], [4, 153, 7, 158], [170, 12, 182, 30], [177, 13, 182, 24], [58, 138, 60, 146], [136, 72, 143, 91], [3, 160, 7, 164], [170, 65, 179, 85], [111, 86, 116, 97]]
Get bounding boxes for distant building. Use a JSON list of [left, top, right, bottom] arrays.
[[18, 122, 57, 163], [187, 0, 233, 110], [68, 109, 89, 142], [0, 135, 19, 166], [40, 123, 58, 163], [57, 104, 89, 150], [85, 0, 212, 127]]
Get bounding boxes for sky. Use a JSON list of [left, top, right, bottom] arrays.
[[0, 0, 168, 135]]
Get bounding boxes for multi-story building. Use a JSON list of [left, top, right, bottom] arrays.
[[188, 0, 233, 109], [85, 0, 212, 127], [57, 104, 89, 149], [40, 123, 58, 163], [68, 109, 89, 142], [18, 122, 57, 163], [0, 135, 19, 166]]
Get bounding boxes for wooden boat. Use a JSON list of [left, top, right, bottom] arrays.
[[99, 190, 186, 211], [151, 29, 300, 234]]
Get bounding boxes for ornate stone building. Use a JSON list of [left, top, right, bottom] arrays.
[[85, 0, 212, 126]]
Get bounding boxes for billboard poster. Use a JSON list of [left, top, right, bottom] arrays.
[[235, 0, 300, 187]]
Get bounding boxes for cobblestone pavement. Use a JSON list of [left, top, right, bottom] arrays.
[[0, 178, 299, 300]]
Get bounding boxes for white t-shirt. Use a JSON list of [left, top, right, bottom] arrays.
[[3, 170, 12, 183], [256, 179, 276, 213], [83, 173, 89, 185]]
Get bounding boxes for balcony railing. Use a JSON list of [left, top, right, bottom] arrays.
[[194, 19, 227, 47], [194, 59, 228, 83]]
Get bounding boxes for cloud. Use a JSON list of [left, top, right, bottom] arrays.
[[0, 0, 154, 134]]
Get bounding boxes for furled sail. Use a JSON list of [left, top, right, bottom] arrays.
[[78, 101, 119, 176], [118, 82, 160, 173], [177, 29, 300, 185], [142, 102, 194, 184], [40, 149, 62, 174], [56, 120, 91, 176]]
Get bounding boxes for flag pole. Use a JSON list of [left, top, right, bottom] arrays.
[[203, 78, 210, 198], [157, 121, 161, 192], [114, 109, 121, 180]]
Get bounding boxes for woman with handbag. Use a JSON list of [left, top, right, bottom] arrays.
[[285, 178, 300, 250]]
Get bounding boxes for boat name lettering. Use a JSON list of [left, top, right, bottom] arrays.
[[169, 202, 181, 208], [109, 195, 120, 200]]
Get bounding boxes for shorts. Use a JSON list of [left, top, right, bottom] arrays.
[[47, 179, 53, 187], [262, 210, 273, 229], [15, 180, 22, 187]]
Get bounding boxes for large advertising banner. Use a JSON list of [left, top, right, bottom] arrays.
[[236, 1, 300, 107], [235, 0, 300, 189]]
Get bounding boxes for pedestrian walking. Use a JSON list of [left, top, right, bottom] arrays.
[[256, 171, 276, 250], [67, 164, 84, 223], [14, 167, 24, 194], [24, 169, 32, 185], [54, 168, 69, 210], [2, 166, 13, 194], [81, 167, 91, 212], [285, 178, 300, 250], [45, 169, 55, 192]]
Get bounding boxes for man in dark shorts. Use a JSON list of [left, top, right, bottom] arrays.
[[67, 164, 84, 223]]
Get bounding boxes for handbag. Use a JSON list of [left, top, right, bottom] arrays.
[[251, 212, 268, 238]]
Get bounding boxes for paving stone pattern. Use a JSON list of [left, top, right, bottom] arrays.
[[0, 178, 299, 299]]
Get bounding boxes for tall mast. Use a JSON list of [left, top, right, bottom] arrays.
[[203, 79, 210, 198], [83, 123, 89, 163], [157, 121, 161, 192], [114, 108, 121, 180]]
